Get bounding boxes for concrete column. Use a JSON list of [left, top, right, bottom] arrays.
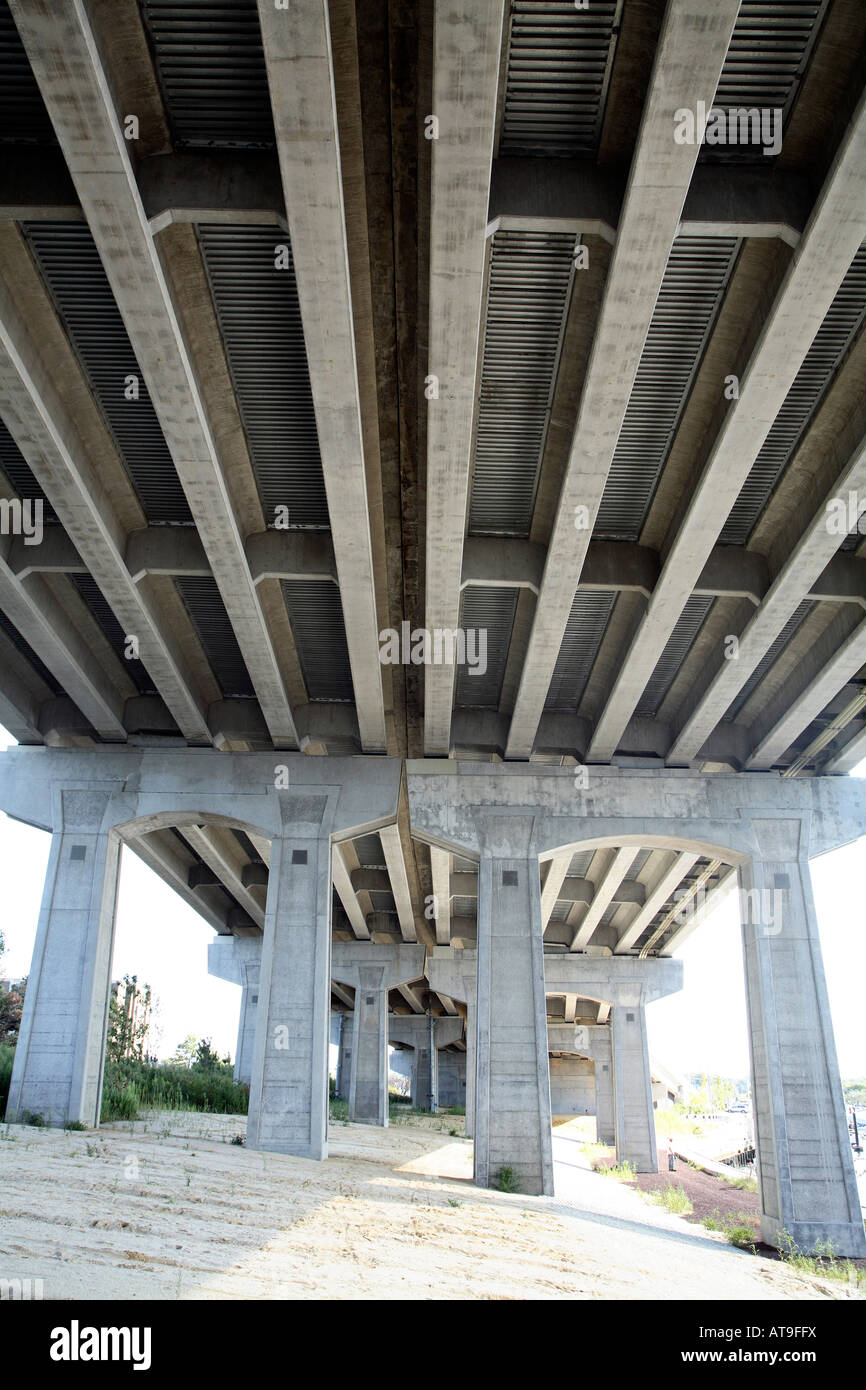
[[332, 942, 425, 1125], [411, 1026, 436, 1110], [388, 1015, 464, 1111], [427, 948, 477, 1134], [438, 1050, 467, 1109], [611, 987, 657, 1173], [337, 1017, 354, 1101], [7, 787, 120, 1128], [348, 964, 390, 1125], [235, 955, 260, 1086], [474, 815, 553, 1195], [246, 795, 334, 1158], [207, 934, 262, 1086], [740, 819, 866, 1255], [593, 1034, 616, 1145]]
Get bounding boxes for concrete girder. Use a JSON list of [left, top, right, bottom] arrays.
[[746, 614, 866, 769], [395, 982, 426, 1015], [0, 560, 126, 741], [423, 0, 506, 756], [257, 0, 386, 753], [430, 845, 452, 945], [0, 230, 212, 742], [178, 825, 266, 931], [504, 0, 740, 761], [661, 867, 737, 956], [0, 627, 46, 742], [332, 842, 370, 941], [10, 0, 299, 748], [540, 854, 571, 928], [378, 822, 417, 943], [488, 159, 810, 247], [614, 851, 700, 956], [669, 425, 866, 764], [589, 88, 866, 762], [570, 846, 642, 951], [126, 829, 229, 936]]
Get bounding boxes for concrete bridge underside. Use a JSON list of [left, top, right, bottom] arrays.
[[1, 748, 864, 1256]]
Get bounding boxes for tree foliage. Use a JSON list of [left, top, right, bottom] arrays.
[[106, 974, 153, 1063]]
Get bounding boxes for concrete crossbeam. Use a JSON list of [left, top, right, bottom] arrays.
[[505, 0, 740, 760], [423, 0, 506, 755], [178, 825, 266, 930], [257, 0, 386, 752], [590, 88, 866, 762]]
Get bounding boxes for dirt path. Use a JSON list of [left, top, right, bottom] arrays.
[[0, 1111, 857, 1301]]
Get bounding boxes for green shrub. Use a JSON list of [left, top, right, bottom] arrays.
[[0, 1042, 14, 1119], [595, 1160, 636, 1181], [494, 1165, 520, 1193], [647, 1184, 693, 1215], [100, 1057, 249, 1123], [21, 1109, 45, 1127], [702, 1209, 758, 1251]]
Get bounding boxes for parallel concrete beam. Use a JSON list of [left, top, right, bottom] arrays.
[[669, 426, 866, 764], [430, 845, 452, 946], [257, 0, 386, 752], [747, 616, 866, 769], [423, 0, 506, 755], [614, 852, 699, 955], [178, 825, 266, 930], [332, 843, 370, 941], [505, 0, 740, 760], [541, 854, 571, 929], [378, 822, 417, 943], [0, 226, 212, 742], [571, 847, 642, 952], [10, 0, 299, 747], [590, 88, 866, 761]]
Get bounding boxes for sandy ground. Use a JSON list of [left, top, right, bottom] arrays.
[[0, 1110, 859, 1301]]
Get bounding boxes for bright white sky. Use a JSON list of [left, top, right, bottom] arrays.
[[0, 723, 863, 1080]]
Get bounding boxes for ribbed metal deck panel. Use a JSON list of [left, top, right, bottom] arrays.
[[547, 900, 572, 924], [0, 0, 55, 144], [197, 226, 328, 528], [71, 574, 156, 696], [594, 238, 739, 541], [175, 576, 255, 699], [567, 850, 594, 879], [0, 416, 56, 521], [354, 834, 384, 869], [469, 231, 575, 536], [635, 595, 714, 719], [455, 585, 519, 709], [721, 246, 866, 544], [280, 580, 353, 703], [544, 589, 617, 712], [24, 223, 192, 526], [723, 600, 814, 723], [711, 0, 828, 123], [141, 0, 275, 149], [451, 895, 477, 919], [0, 608, 61, 695], [498, 1, 620, 157]]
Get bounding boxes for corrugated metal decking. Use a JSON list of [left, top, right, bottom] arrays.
[[456, 586, 520, 709], [141, 0, 275, 149], [23, 222, 193, 526], [175, 576, 255, 699], [280, 580, 354, 703], [469, 231, 575, 537], [0, 0, 55, 144], [545, 590, 617, 712], [594, 237, 740, 541], [197, 226, 328, 529], [498, 0, 621, 157], [721, 245, 866, 544], [635, 595, 715, 719]]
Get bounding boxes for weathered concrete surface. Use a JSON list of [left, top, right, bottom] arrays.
[[389, 1015, 464, 1111]]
